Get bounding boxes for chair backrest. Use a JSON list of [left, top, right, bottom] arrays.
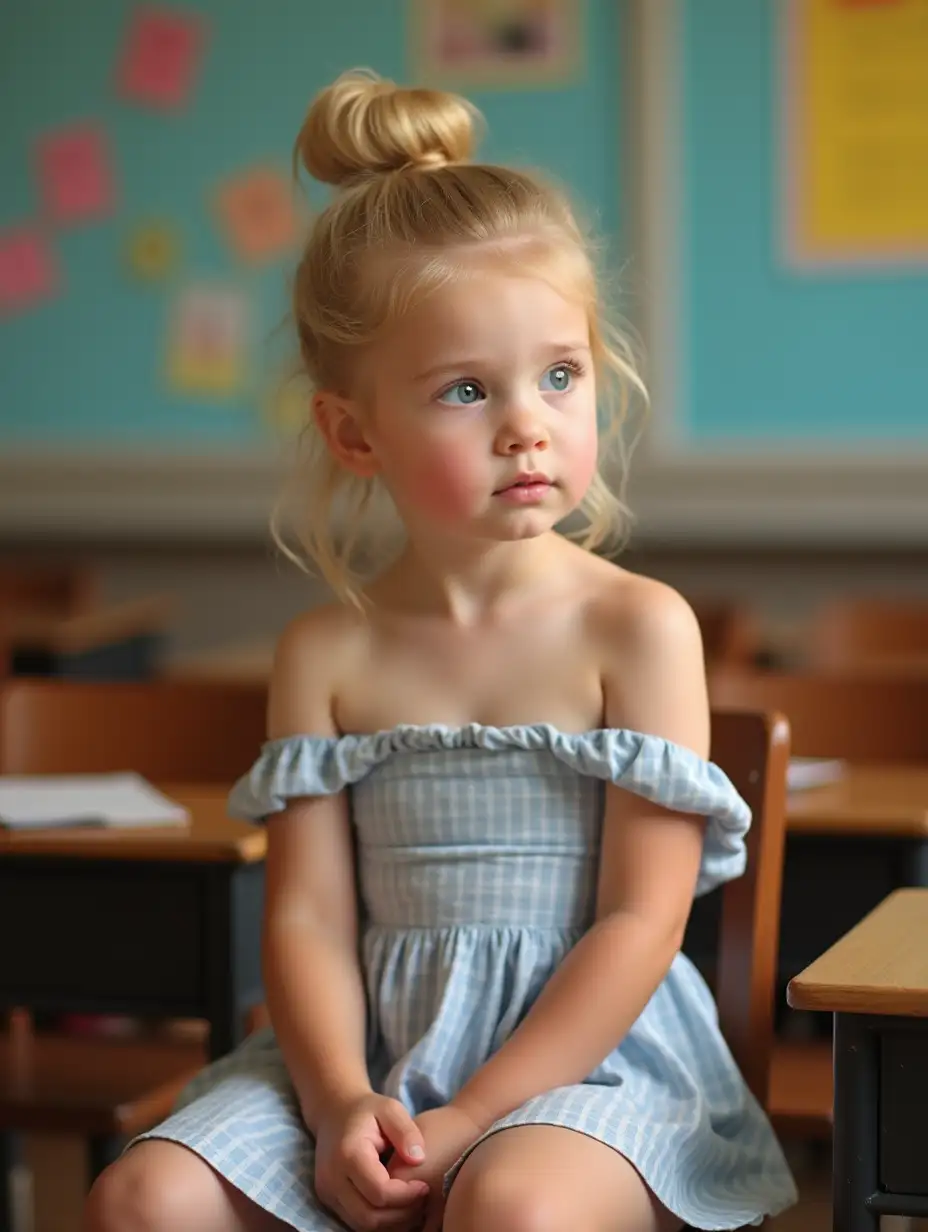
[[708, 708, 790, 1108], [0, 565, 98, 617], [0, 678, 268, 782], [708, 669, 928, 762], [691, 600, 759, 667], [808, 598, 928, 669]]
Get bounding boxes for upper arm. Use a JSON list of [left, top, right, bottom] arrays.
[[595, 579, 710, 934], [263, 609, 359, 946]]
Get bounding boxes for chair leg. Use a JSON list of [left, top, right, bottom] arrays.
[[0, 1131, 29, 1232], [87, 1134, 124, 1186]]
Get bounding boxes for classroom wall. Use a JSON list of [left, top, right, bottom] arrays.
[[2, 0, 926, 624]]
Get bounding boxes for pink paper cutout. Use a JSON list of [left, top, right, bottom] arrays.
[[118, 8, 205, 109], [0, 227, 59, 315], [37, 124, 115, 225]]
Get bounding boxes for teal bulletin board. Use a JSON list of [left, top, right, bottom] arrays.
[[0, 0, 621, 451]]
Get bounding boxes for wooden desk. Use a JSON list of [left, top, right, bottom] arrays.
[[788, 764, 928, 837], [773, 765, 928, 993], [4, 595, 174, 680], [0, 786, 266, 1062], [788, 889, 928, 1232]]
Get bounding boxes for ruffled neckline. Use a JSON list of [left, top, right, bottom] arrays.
[[260, 721, 689, 757]]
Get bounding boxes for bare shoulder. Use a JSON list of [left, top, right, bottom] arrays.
[[585, 563, 708, 755], [589, 566, 703, 659], [268, 602, 367, 739]]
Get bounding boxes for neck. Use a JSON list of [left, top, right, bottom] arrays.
[[374, 531, 565, 625]]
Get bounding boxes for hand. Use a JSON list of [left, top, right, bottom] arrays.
[[314, 1092, 430, 1232], [388, 1105, 486, 1232]]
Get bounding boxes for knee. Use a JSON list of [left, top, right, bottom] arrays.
[[444, 1160, 565, 1232], [83, 1142, 208, 1232]]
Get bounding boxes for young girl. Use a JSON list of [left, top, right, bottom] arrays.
[[87, 70, 797, 1232]]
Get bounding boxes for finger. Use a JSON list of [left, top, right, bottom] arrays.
[[376, 1099, 426, 1165], [337, 1183, 428, 1232], [335, 1193, 419, 1232], [349, 1143, 430, 1209]]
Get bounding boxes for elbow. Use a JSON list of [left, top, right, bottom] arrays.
[[658, 904, 692, 959], [605, 907, 689, 968]]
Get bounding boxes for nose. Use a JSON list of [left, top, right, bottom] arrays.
[[494, 401, 550, 455]]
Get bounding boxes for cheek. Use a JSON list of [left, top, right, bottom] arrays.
[[560, 414, 600, 497], [395, 437, 484, 519]]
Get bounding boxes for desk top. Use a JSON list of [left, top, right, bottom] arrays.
[[6, 595, 174, 654], [788, 888, 928, 1016], [787, 764, 928, 837], [0, 785, 266, 865]]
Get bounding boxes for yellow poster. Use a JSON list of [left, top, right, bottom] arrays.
[[783, 0, 928, 267]]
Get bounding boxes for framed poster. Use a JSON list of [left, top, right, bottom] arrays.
[[782, 0, 928, 269], [409, 0, 584, 88]]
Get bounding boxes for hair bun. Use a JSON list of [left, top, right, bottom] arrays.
[[296, 68, 479, 187]]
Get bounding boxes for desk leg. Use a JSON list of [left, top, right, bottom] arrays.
[[0, 1131, 25, 1232], [203, 865, 264, 1062], [833, 1014, 879, 1232]]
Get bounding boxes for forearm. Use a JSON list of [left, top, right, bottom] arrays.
[[452, 913, 682, 1129], [263, 917, 372, 1133]]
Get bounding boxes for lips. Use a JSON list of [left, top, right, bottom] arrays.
[[495, 473, 552, 493]]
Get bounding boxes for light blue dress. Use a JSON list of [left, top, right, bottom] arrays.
[[133, 723, 797, 1230]]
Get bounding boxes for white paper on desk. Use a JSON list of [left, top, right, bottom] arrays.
[[787, 757, 846, 793], [0, 773, 189, 830]]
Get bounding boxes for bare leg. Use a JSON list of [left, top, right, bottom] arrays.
[[83, 1140, 294, 1232], [443, 1125, 683, 1232]]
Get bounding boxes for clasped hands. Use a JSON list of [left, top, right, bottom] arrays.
[[313, 1092, 486, 1232]]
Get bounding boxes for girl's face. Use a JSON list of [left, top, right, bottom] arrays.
[[353, 268, 600, 544]]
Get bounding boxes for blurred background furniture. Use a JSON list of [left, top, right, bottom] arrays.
[[787, 889, 928, 1232], [806, 597, 928, 674], [0, 565, 173, 682], [701, 669, 928, 1142], [0, 678, 269, 1229]]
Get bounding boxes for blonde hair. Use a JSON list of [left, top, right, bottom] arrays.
[[273, 68, 647, 606]]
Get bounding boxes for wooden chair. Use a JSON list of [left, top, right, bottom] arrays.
[[0, 677, 268, 779], [690, 600, 761, 668], [0, 564, 99, 617], [807, 597, 928, 672], [703, 709, 791, 1112], [0, 678, 269, 1225]]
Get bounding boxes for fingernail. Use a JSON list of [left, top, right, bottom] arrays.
[[408, 1145, 424, 1161]]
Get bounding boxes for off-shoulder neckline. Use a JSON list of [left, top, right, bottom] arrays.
[[258, 722, 702, 759]]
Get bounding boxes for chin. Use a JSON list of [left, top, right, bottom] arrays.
[[484, 509, 560, 542]]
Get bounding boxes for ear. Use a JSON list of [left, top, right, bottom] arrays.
[[313, 391, 380, 479]]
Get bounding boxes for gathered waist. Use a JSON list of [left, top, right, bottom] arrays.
[[357, 848, 597, 930]]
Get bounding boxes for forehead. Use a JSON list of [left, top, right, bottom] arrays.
[[380, 270, 590, 367]]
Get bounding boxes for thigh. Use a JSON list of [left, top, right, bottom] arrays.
[[85, 1139, 293, 1232], [444, 1125, 683, 1232]]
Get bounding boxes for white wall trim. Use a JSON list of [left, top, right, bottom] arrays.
[[0, 450, 284, 542], [0, 446, 924, 547]]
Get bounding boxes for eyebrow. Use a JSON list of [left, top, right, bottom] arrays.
[[413, 342, 591, 384]]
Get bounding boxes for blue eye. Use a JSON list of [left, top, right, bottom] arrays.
[[438, 380, 485, 406], [540, 364, 573, 393]]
